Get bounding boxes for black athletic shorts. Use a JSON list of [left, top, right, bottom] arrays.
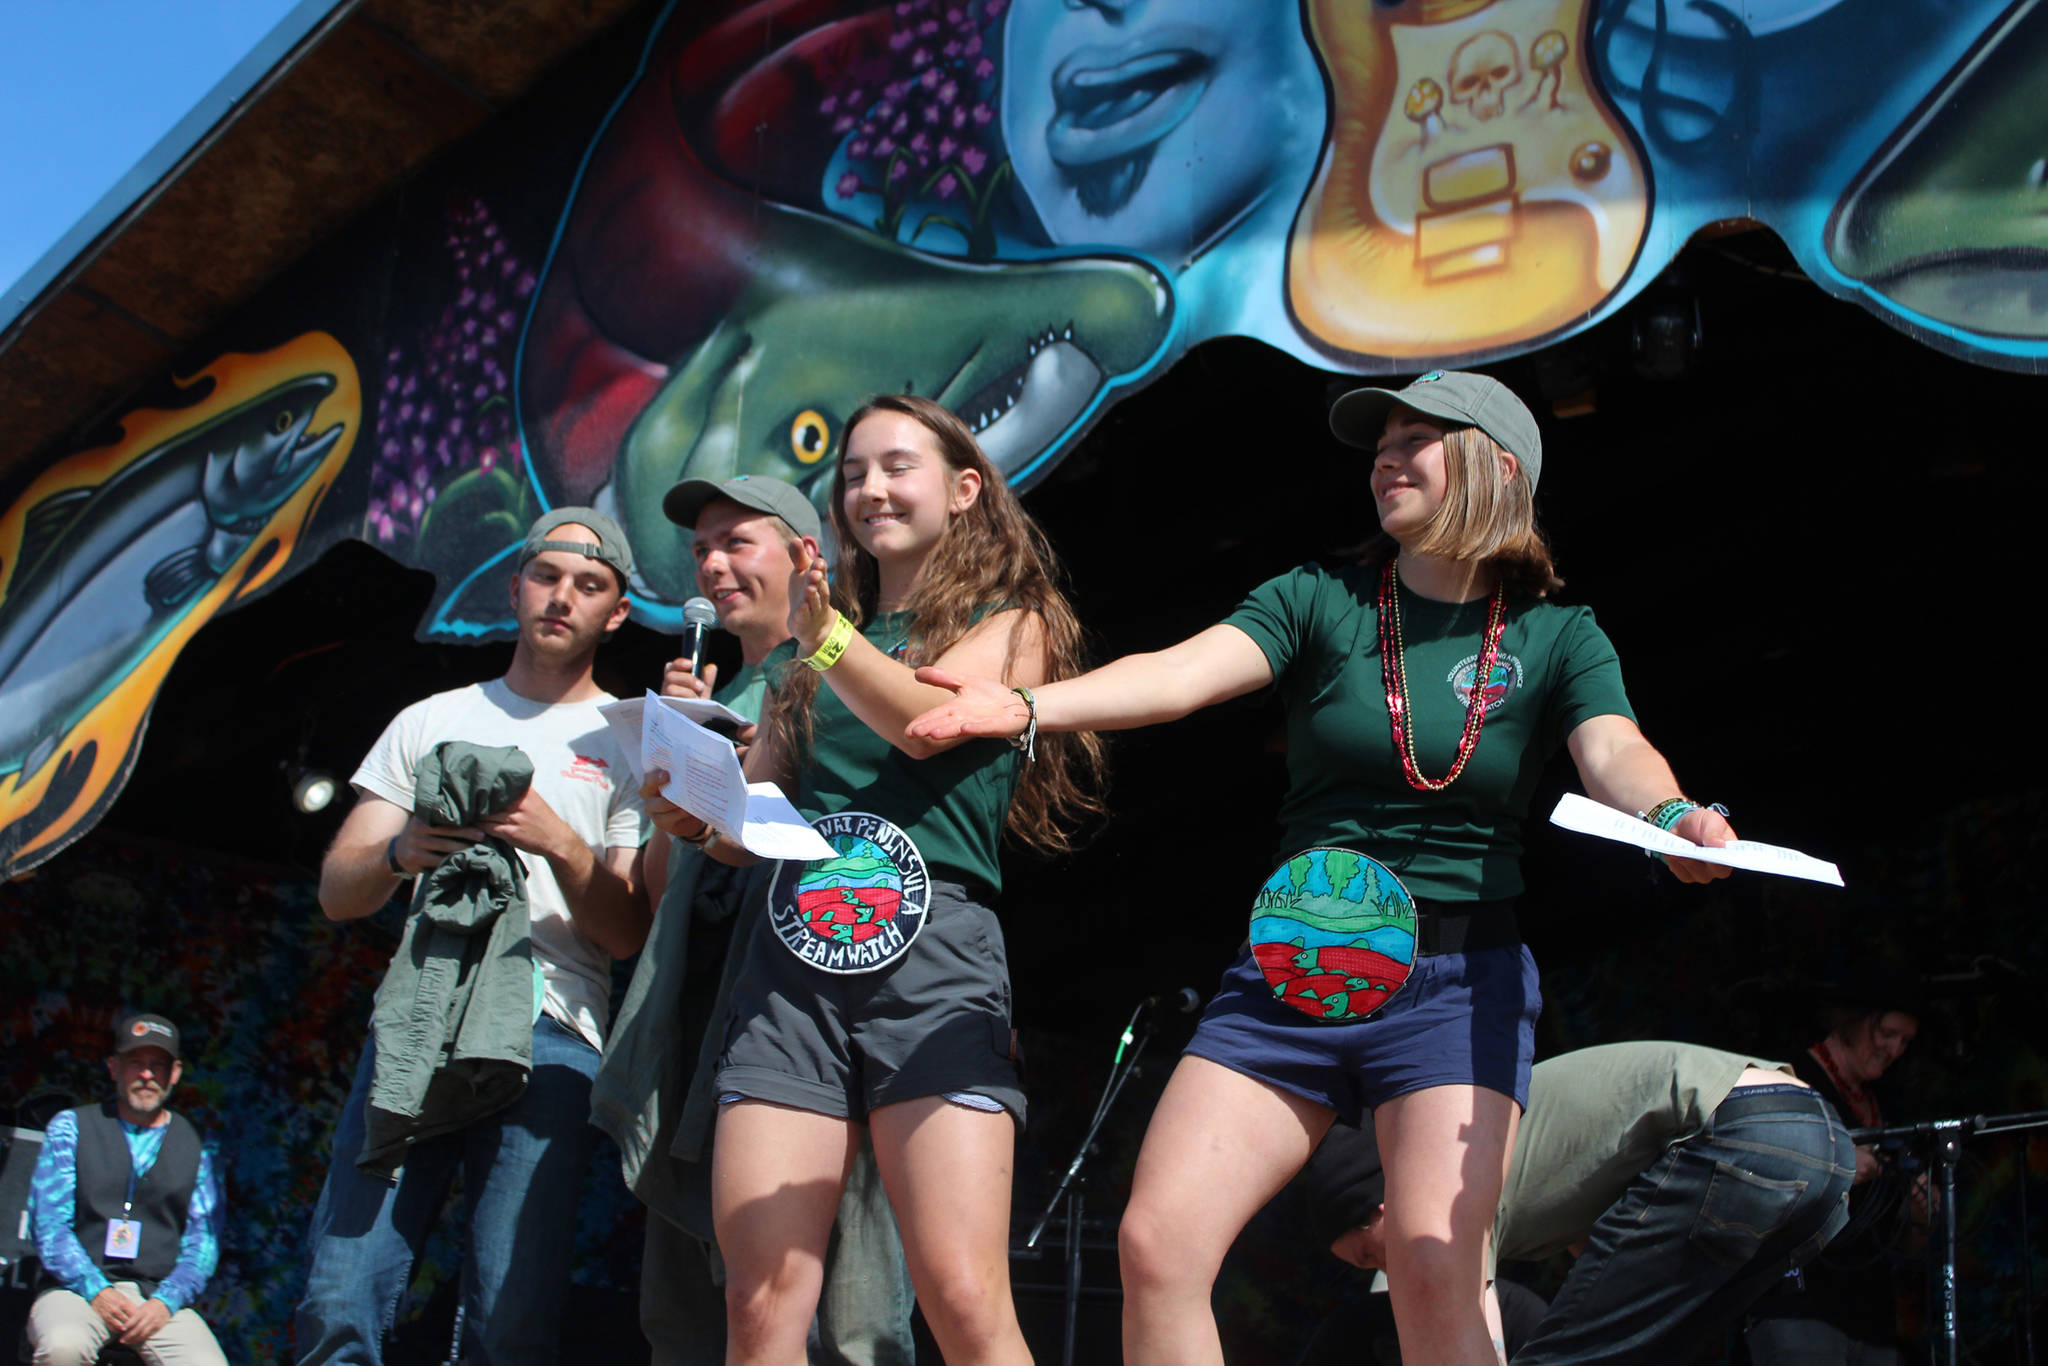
[[714, 880, 1025, 1124]]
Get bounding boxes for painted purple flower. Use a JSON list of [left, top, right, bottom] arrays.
[[960, 145, 988, 175], [935, 173, 958, 200], [837, 171, 862, 199]]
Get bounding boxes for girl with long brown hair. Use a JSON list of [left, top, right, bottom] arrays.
[[644, 393, 1100, 1366], [909, 372, 1739, 1366]]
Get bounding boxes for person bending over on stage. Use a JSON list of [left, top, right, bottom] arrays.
[[1308, 1041, 1854, 1366], [641, 394, 1104, 1366], [1747, 993, 1922, 1366], [909, 371, 1736, 1366]]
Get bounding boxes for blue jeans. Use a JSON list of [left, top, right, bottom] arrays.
[[295, 1016, 600, 1366], [1515, 1085, 1855, 1366]]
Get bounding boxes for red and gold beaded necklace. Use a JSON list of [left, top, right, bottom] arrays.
[[1377, 556, 1508, 792]]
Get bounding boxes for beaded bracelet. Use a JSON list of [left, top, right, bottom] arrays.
[[1643, 797, 1700, 832], [802, 611, 856, 672], [1639, 798, 1729, 865], [1008, 686, 1038, 762]]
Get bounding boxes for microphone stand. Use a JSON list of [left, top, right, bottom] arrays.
[[1849, 1108, 2048, 1366], [1025, 996, 1159, 1366]]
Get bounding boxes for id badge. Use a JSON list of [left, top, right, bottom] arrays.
[[105, 1219, 141, 1260]]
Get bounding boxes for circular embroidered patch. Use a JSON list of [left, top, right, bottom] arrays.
[[1448, 649, 1523, 715], [1249, 848, 1417, 1022], [768, 811, 930, 973]]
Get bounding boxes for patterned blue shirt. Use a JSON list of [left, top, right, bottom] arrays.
[[28, 1109, 222, 1313]]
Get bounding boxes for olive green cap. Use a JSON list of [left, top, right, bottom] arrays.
[[662, 474, 822, 542], [1329, 370, 1543, 488]]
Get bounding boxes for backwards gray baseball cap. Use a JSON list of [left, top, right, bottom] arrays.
[[663, 474, 823, 542], [521, 506, 635, 584], [1328, 370, 1543, 488]]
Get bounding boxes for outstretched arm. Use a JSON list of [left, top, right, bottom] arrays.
[[1566, 714, 1735, 884], [782, 537, 1048, 759], [909, 623, 1275, 742]]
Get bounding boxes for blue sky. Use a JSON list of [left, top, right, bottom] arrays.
[[0, 0, 335, 332]]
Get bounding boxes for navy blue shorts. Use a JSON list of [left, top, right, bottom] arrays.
[[1185, 943, 1541, 1126]]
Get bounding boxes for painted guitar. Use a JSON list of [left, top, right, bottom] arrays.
[[1250, 847, 1418, 1023], [1288, 0, 1649, 361]]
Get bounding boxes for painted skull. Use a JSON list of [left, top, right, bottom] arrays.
[[1448, 31, 1521, 121]]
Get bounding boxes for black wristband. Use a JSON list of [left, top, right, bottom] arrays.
[[386, 836, 406, 876]]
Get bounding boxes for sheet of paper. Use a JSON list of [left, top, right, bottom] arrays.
[[1548, 793, 1844, 886], [622, 691, 834, 861], [742, 782, 836, 861], [596, 694, 754, 778], [640, 690, 749, 840], [596, 697, 650, 778]]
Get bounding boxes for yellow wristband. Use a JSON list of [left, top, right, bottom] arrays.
[[802, 611, 856, 671]]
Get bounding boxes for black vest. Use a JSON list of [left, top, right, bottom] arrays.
[[70, 1101, 200, 1293]]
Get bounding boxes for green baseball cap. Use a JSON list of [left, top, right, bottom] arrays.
[[663, 474, 823, 542], [521, 506, 635, 584], [1329, 370, 1543, 488]]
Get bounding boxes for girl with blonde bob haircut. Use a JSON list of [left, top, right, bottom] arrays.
[[644, 392, 1100, 1366], [909, 371, 1738, 1366]]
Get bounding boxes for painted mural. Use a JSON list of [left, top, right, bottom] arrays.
[[0, 335, 358, 877], [3, 0, 2047, 875]]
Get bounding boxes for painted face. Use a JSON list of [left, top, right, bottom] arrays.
[[1372, 410, 1452, 544], [1003, 0, 1320, 256], [107, 1047, 181, 1120], [510, 524, 630, 658], [839, 412, 980, 569], [691, 502, 793, 643], [1840, 1010, 1918, 1084]]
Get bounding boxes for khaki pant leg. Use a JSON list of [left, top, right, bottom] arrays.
[[26, 1287, 111, 1366]]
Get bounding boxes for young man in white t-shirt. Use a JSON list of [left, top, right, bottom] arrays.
[[296, 509, 648, 1366]]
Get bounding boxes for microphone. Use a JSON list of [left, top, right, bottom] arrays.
[[679, 597, 719, 679], [1147, 987, 1202, 1014]]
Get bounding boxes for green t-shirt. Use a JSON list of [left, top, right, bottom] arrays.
[[1223, 562, 1635, 902], [717, 661, 767, 726], [1496, 1042, 1793, 1265], [765, 611, 1020, 895]]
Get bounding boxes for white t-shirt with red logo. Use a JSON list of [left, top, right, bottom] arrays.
[[352, 678, 647, 1048]]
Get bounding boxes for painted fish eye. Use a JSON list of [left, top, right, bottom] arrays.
[[790, 410, 831, 464], [273, 409, 296, 435]]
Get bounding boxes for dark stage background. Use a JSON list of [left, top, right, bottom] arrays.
[[4, 171, 2045, 1366]]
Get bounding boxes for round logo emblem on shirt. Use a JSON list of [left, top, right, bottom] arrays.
[[1249, 848, 1417, 1023], [768, 812, 930, 974], [1448, 651, 1523, 715]]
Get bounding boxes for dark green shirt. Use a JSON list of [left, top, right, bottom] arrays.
[[1224, 562, 1634, 901], [767, 610, 1020, 895]]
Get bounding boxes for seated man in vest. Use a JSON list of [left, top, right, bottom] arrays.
[[27, 1012, 225, 1366]]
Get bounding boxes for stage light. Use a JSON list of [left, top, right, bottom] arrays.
[[291, 768, 337, 814]]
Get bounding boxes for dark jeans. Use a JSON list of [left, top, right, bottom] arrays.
[[295, 1016, 600, 1366], [1515, 1085, 1855, 1366]]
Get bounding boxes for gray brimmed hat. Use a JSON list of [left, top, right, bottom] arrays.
[[1329, 370, 1543, 488], [521, 506, 635, 583], [114, 1013, 181, 1060], [663, 474, 823, 542]]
